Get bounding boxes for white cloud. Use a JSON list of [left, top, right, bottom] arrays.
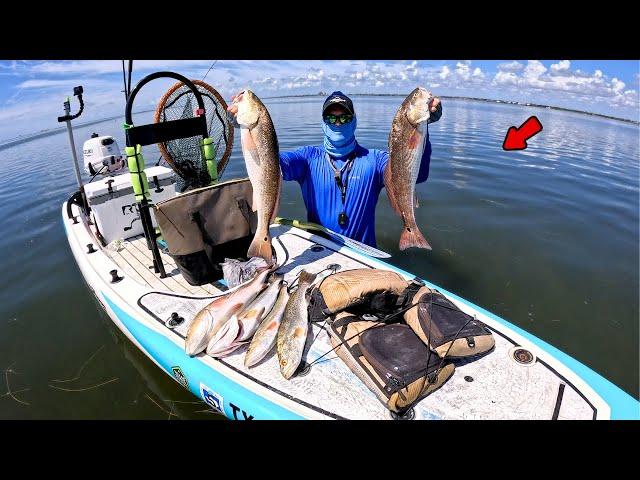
[[455, 62, 471, 81], [522, 60, 547, 88], [0, 60, 637, 140], [550, 60, 571, 74], [16, 78, 115, 89], [490, 60, 639, 110], [472, 67, 485, 80], [611, 78, 625, 94], [497, 61, 523, 72]]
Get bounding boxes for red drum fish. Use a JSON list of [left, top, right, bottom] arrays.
[[385, 87, 433, 250]]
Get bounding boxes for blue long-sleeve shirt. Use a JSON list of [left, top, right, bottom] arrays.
[[279, 129, 433, 247]]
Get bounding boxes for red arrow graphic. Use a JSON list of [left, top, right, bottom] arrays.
[[503, 116, 543, 151]]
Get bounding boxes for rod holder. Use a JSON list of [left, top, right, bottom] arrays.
[[87, 243, 96, 254]]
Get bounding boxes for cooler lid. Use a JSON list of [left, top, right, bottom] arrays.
[[145, 165, 175, 181], [84, 172, 132, 198], [84, 166, 175, 199]]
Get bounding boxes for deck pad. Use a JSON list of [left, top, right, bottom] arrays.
[[137, 225, 596, 420]]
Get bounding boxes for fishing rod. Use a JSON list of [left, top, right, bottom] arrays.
[[58, 85, 90, 214]]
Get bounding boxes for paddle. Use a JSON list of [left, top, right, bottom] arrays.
[[274, 217, 392, 259]]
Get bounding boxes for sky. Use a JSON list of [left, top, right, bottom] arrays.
[[0, 60, 638, 141]]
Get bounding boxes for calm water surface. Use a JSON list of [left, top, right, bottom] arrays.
[[0, 96, 638, 419]]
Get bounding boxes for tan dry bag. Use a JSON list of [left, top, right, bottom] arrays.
[[154, 178, 258, 285]]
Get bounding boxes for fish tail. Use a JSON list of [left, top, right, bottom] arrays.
[[248, 231, 274, 265], [297, 269, 317, 285], [399, 225, 432, 251]]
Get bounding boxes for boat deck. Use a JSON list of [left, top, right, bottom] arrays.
[[106, 234, 224, 296]]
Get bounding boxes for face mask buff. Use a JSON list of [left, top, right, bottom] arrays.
[[323, 116, 357, 158]]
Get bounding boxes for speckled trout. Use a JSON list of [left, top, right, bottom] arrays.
[[228, 89, 281, 264], [277, 270, 316, 380], [245, 283, 290, 368], [385, 87, 433, 250], [184, 267, 271, 356]]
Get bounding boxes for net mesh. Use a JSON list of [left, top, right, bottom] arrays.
[[154, 80, 234, 192]]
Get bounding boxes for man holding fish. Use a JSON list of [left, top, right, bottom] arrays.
[[186, 88, 441, 376], [227, 89, 442, 250]]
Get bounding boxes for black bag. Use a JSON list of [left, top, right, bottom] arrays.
[[154, 178, 258, 285], [404, 286, 495, 358], [328, 312, 454, 415]]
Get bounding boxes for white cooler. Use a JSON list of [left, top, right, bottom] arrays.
[[84, 165, 176, 244]]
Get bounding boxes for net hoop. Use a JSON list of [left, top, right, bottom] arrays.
[[154, 79, 234, 181]]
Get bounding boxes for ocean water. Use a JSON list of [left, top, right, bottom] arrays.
[[0, 96, 637, 419]]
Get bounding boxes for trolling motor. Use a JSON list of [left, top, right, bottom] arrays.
[[58, 86, 90, 214]]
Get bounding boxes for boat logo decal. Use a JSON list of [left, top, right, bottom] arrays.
[[171, 366, 189, 389], [200, 382, 224, 414]]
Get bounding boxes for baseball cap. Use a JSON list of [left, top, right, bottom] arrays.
[[322, 91, 355, 116]]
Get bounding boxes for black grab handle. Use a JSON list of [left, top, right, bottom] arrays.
[[124, 72, 208, 148], [125, 71, 206, 125]]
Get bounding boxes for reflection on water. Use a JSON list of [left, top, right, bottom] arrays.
[[0, 97, 638, 419]]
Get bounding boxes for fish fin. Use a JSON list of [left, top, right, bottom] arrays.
[[383, 162, 401, 216], [297, 269, 317, 285], [207, 315, 241, 355], [237, 306, 266, 341], [210, 342, 244, 358], [399, 226, 432, 251], [414, 193, 420, 209], [241, 127, 258, 153], [408, 129, 422, 150]]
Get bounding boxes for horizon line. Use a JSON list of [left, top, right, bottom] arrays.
[[1, 94, 637, 146], [261, 93, 639, 124]]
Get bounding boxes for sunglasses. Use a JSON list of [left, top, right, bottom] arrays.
[[323, 113, 354, 125]]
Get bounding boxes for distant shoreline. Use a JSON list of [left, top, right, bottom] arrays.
[[1, 96, 637, 149], [0, 109, 156, 151], [263, 93, 640, 125]]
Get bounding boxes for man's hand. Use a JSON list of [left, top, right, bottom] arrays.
[[428, 94, 441, 113], [427, 93, 442, 124], [226, 90, 245, 127], [226, 90, 245, 115]]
